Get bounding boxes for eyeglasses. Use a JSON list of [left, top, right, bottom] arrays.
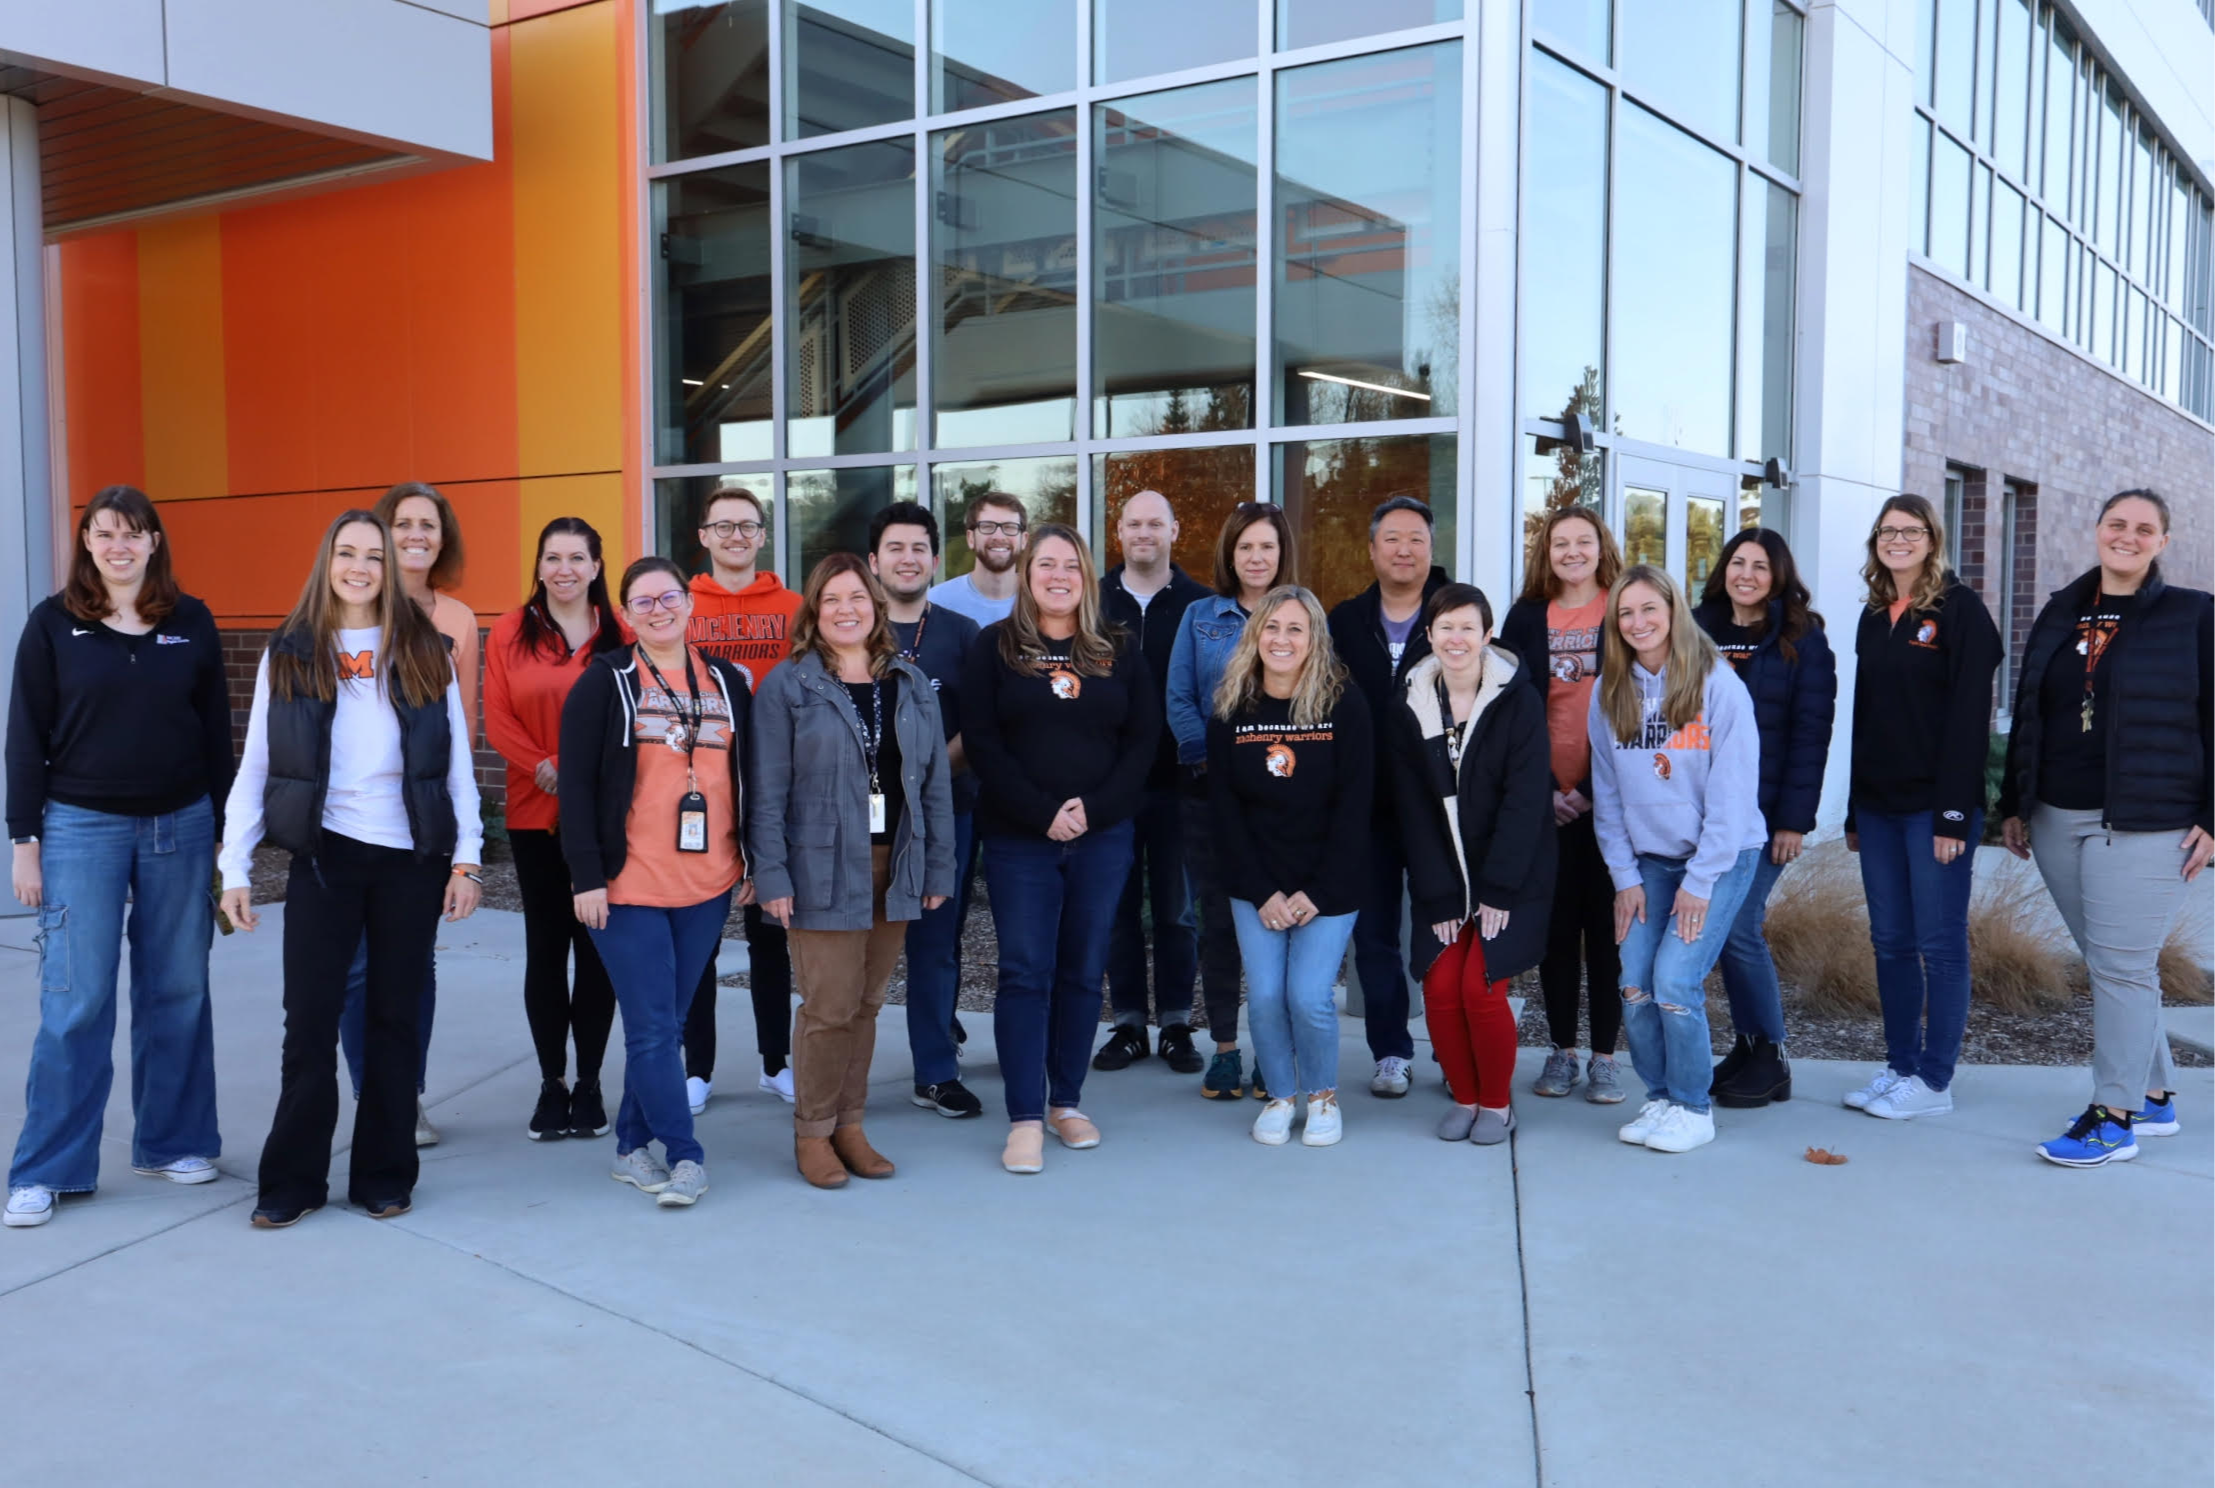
[[700, 520, 764, 540], [1874, 525, 1930, 543], [969, 520, 1025, 537], [625, 591, 689, 616]]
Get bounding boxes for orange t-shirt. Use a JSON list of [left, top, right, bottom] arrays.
[[1888, 595, 1912, 626], [428, 591, 481, 747], [1544, 595, 1608, 793], [606, 649, 744, 908]]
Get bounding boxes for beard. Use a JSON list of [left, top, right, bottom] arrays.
[[881, 571, 931, 602], [974, 544, 1018, 574]]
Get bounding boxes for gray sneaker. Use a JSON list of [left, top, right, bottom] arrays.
[[611, 1148, 671, 1194], [1583, 1054, 1626, 1105], [657, 1160, 708, 1207], [1437, 1105, 1477, 1141], [1470, 1107, 1516, 1145], [1533, 1047, 1580, 1097]]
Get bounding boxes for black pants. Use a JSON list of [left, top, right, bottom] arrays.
[[259, 833, 447, 1211], [509, 828, 615, 1086], [1178, 786, 1244, 1041], [683, 900, 792, 1079], [1539, 811, 1621, 1055]]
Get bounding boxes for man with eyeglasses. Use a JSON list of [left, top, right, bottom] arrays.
[[926, 491, 1028, 628]]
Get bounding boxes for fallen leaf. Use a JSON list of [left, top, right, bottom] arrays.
[[1804, 1146, 1849, 1165]]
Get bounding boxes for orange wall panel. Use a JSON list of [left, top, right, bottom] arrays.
[[517, 472, 627, 591], [59, 234, 144, 500], [219, 206, 321, 497], [302, 189, 417, 492], [136, 217, 228, 502], [159, 490, 374, 622]]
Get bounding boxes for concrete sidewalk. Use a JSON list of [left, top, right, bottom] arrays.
[[0, 906, 2207, 1487]]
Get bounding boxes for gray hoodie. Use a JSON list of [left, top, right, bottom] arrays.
[[1586, 659, 1766, 899]]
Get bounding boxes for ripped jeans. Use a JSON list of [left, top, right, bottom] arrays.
[[1615, 848, 1762, 1114]]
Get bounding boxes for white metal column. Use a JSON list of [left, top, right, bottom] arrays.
[[0, 96, 48, 673]]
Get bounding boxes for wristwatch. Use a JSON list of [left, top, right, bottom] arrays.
[[11, 835, 35, 846]]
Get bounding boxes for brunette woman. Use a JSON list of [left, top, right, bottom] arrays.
[[1843, 495, 2001, 1120], [1161, 502, 1296, 1099], [484, 517, 626, 1142], [218, 511, 483, 1227], [4, 488, 232, 1230], [1499, 506, 1627, 1104], [559, 559, 752, 1210], [2001, 490, 2212, 1166], [962, 525, 1158, 1173], [1691, 529, 1836, 1108], [1392, 584, 1554, 1148], [1207, 586, 1371, 1148], [751, 554, 954, 1188], [1588, 566, 1764, 1155]]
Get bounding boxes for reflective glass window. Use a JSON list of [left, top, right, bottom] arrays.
[[1093, 79, 1258, 438], [657, 473, 776, 580], [655, 163, 773, 466], [1970, 163, 1989, 287], [1623, 485, 1665, 568], [1276, 0, 1460, 53], [790, 465, 919, 578], [1757, 181, 1794, 463], [2169, 171, 2190, 311], [2092, 258, 2114, 363], [1911, 115, 1932, 256], [786, 140, 917, 458], [1613, 104, 1736, 455], [789, 0, 915, 138], [1973, 0, 1997, 145], [1933, 0, 1973, 133], [931, 456, 1080, 578], [1274, 434, 1455, 612], [2039, 14, 2071, 205], [2095, 87, 2121, 252], [1096, 444, 1262, 575], [1523, 432, 1602, 556], [1274, 44, 1461, 426], [2131, 130, 2154, 283], [1991, 180, 2024, 310], [1532, 0, 1610, 62], [654, 1, 770, 161], [1096, 0, 1256, 84], [1930, 129, 1971, 279], [1748, 1, 1803, 176], [2125, 286, 2144, 379], [1620, 0, 1740, 144], [1523, 53, 1608, 426], [932, 0, 1074, 114], [2036, 213, 2066, 332], [1686, 495, 1725, 593], [1915, 0, 1935, 107], [932, 111, 1080, 447], [1994, 0, 2031, 182]]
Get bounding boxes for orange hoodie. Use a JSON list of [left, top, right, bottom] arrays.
[[687, 570, 800, 693]]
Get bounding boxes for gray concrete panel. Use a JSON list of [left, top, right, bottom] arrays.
[[0, 0, 165, 88]]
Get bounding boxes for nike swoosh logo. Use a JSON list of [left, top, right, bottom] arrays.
[[71, 628, 90, 636]]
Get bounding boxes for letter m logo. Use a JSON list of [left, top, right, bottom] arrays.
[[337, 649, 377, 681]]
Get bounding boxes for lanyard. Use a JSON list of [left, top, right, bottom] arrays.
[[639, 647, 705, 781], [1435, 675, 1468, 773], [848, 678, 885, 793], [897, 604, 930, 663]]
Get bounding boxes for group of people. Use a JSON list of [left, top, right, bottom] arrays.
[[4, 472, 2206, 1227]]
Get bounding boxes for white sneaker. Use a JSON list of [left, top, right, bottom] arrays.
[[1865, 1074, 1952, 1120], [1369, 1057, 1412, 1098], [5, 1185, 54, 1227], [132, 1157, 218, 1185], [687, 1077, 712, 1115], [1618, 1098, 1671, 1145], [656, 1159, 708, 1208], [1843, 1069, 1905, 1111], [1300, 1092, 1343, 1146], [1251, 1098, 1297, 1146], [758, 1067, 795, 1104], [1644, 1105, 1716, 1153], [414, 1101, 440, 1148]]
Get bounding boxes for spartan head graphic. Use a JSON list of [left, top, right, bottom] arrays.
[[1048, 667, 1082, 701], [1265, 744, 1297, 778]]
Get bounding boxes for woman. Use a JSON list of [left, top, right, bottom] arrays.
[[1165, 502, 1295, 1099], [962, 525, 1158, 1173], [1588, 565, 1765, 1155], [1691, 529, 1836, 1108], [2001, 490, 2212, 1167], [4, 487, 232, 1231], [1843, 494, 2001, 1120], [751, 554, 954, 1189], [1206, 586, 1371, 1148], [218, 511, 483, 1227], [559, 558, 752, 1210], [484, 517, 626, 1142], [1498, 506, 1627, 1105], [1392, 584, 1554, 1149]]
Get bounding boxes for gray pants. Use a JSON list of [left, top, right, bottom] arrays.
[[2030, 805, 2187, 1112]]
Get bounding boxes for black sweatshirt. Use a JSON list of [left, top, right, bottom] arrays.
[[6, 595, 236, 839], [1205, 692, 1373, 916], [960, 625, 1159, 841], [1102, 562, 1209, 788], [1846, 575, 2001, 841]]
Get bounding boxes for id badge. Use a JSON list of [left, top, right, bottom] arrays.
[[677, 790, 709, 853], [868, 793, 888, 834]]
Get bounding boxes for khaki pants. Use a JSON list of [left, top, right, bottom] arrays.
[[786, 846, 906, 1139]]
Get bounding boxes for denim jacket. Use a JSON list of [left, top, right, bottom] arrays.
[[1166, 595, 1248, 767]]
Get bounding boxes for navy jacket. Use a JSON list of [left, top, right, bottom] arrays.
[[1327, 566, 1450, 824], [1691, 598, 1838, 836]]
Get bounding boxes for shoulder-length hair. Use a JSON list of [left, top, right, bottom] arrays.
[[1598, 564, 1719, 744], [1212, 585, 1345, 727], [1211, 502, 1296, 598], [997, 523, 1124, 678], [1860, 493, 1949, 615], [1700, 526, 1822, 663], [269, 510, 451, 709], [64, 485, 181, 626], [374, 480, 466, 593], [513, 516, 624, 661], [790, 551, 897, 677], [1518, 505, 1623, 604]]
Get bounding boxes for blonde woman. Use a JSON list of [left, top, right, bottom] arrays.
[[1205, 586, 1372, 1147], [1587, 565, 1764, 1155], [1842, 494, 2000, 1120]]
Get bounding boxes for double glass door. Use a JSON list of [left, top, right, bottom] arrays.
[[1616, 454, 1736, 597]]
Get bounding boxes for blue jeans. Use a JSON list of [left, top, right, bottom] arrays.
[[1230, 900, 1355, 1099], [588, 893, 732, 1168], [1715, 849, 1789, 1046], [1616, 848, 1762, 1113], [339, 933, 434, 1098], [1350, 824, 1416, 1061], [1855, 808, 1981, 1091], [9, 798, 220, 1192], [1105, 785, 1197, 1030], [903, 811, 976, 1087], [983, 821, 1134, 1123]]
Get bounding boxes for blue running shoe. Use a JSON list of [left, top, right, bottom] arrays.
[[2134, 1094, 2179, 1137], [2036, 1105, 2138, 1168], [1201, 1049, 1244, 1100]]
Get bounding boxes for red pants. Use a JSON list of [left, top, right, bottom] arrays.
[[1424, 923, 1517, 1109]]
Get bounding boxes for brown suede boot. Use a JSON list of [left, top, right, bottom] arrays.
[[796, 1135, 848, 1189], [829, 1125, 894, 1179]]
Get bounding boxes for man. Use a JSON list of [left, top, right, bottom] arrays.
[[683, 483, 801, 1112], [1094, 490, 1209, 1073], [868, 500, 987, 1119], [1327, 494, 1449, 1098], [926, 490, 1027, 627]]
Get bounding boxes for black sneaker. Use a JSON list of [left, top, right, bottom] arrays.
[[952, 1015, 968, 1046], [1708, 1034, 1752, 1098], [360, 1194, 412, 1220], [249, 1202, 321, 1229], [1713, 1036, 1792, 1109], [911, 1079, 985, 1118], [1158, 1024, 1205, 1074], [1093, 1024, 1150, 1071], [567, 1079, 610, 1138], [529, 1078, 570, 1141]]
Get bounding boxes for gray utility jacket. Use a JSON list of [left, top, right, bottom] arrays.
[[747, 649, 956, 931]]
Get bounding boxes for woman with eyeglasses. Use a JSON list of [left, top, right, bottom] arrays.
[[559, 559, 753, 1210], [1843, 495, 2000, 1121]]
